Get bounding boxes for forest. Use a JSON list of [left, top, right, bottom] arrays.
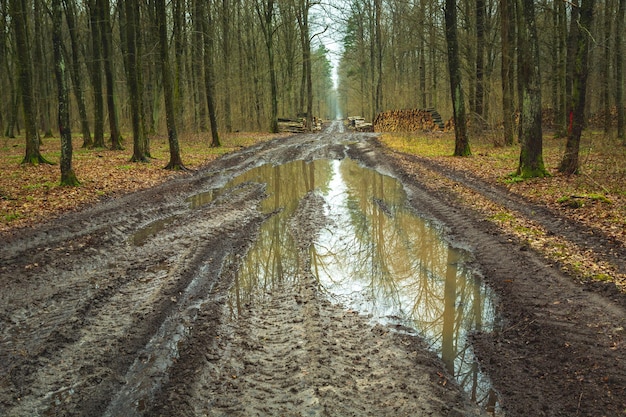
[[0, 0, 624, 178]]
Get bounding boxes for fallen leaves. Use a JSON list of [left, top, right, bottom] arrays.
[[380, 130, 626, 291], [0, 132, 282, 234]]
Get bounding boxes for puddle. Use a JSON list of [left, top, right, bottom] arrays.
[[220, 158, 502, 414], [132, 216, 180, 246]]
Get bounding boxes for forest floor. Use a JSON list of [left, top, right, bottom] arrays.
[[1, 123, 625, 416]]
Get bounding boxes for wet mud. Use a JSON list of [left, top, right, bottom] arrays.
[[1, 122, 625, 416]]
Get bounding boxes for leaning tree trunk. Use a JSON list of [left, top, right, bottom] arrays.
[[516, 0, 547, 178], [444, 0, 471, 156], [10, 0, 50, 165], [156, 0, 185, 169], [52, 0, 79, 186], [559, 0, 594, 175]]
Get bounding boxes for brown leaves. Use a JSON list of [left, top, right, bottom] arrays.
[[0, 132, 278, 234]]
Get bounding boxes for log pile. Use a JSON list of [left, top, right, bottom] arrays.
[[347, 116, 374, 132], [373, 109, 445, 132], [278, 117, 306, 133]]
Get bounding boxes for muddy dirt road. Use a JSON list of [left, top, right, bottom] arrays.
[[1, 122, 625, 416]]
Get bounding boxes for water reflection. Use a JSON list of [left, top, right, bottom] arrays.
[[220, 158, 499, 413], [315, 159, 498, 410]]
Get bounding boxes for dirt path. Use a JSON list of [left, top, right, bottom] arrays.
[[1, 122, 625, 416]]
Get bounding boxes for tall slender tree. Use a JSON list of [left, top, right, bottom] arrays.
[[52, 0, 79, 185], [10, 0, 50, 164], [501, 0, 515, 145], [559, 0, 595, 174], [98, 0, 123, 150], [202, 0, 221, 147], [444, 0, 471, 156], [517, 0, 547, 177], [63, 0, 92, 147], [87, 0, 105, 148], [616, 0, 625, 140], [156, 0, 185, 169], [255, 0, 279, 133], [124, 0, 148, 162], [475, 0, 486, 118]]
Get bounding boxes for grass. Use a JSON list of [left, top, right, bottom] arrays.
[[380, 129, 626, 288]]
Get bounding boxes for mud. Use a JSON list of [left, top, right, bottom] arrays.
[[1, 121, 625, 416]]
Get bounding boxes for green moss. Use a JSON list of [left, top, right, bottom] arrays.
[[593, 273, 613, 282], [490, 211, 515, 222]]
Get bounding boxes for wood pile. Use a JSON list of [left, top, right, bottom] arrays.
[[347, 116, 374, 132], [373, 109, 445, 132], [278, 117, 306, 133]]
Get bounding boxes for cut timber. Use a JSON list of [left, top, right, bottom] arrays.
[[374, 109, 446, 132], [347, 116, 374, 132], [278, 117, 305, 133]]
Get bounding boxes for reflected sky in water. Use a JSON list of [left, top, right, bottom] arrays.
[[195, 158, 500, 412]]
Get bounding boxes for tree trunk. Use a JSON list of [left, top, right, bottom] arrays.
[[564, 0, 580, 136], [475, 0, 485, 118], [34, 0, 53, 139], [10, 0, 50, 164], [222, 0, 233, 133], [559, 0, 594, 175], [202, 0, 221, 147], [156, 0, 185, 169], [88, 0, 105, 148], [124, 0, 148, 162], [98, 0, 123, 150], [191, 0, 207, 132], [52, 0, 79, 186], [601, 1, 612, 134], [501, 0, 515, 146], [616, 0, 625, 140], [256, 0, 278, 133], [444, 0, 471, 156], [173, 0, 185, 130], [517, 0, 547, 178], [556, 0, 567, 135], [63, 0, 92, 147], [374, 0, 383, 119]]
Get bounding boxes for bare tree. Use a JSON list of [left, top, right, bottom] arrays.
[[87, 0, 105, 148], [202, 0, 221, 147], [52, 0, 79, 185], [616, 0, 625, 140], [445, 0, 471, 156], [10, 0, 50, 164], [516, 0, 547, 177], [123, 0, 148, 162], [255, 0, 278, 133], [63, 0, 92, 147], [559, 0, 595, 175], [501, 0, 515, 145], [156, 0, 185, 169], [97, 0, 123, 150]]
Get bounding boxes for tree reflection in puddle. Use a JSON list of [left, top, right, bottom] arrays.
[[209, 158, 499, 413]]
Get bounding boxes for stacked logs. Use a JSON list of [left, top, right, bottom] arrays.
[[374, 109, 445, 132]]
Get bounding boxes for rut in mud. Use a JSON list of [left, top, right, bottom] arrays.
[[1, 121, 625, 416]]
